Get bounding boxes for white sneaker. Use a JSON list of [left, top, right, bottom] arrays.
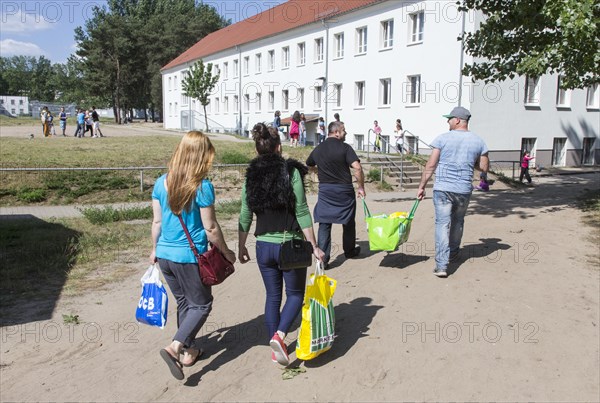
[[433, 267, 447, 278]]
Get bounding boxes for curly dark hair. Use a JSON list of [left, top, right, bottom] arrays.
[[252, 122, 281, 155]]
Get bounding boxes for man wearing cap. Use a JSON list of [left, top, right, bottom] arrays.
[[417, 106, 489, 278]]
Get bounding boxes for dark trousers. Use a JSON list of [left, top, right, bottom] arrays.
[[318, 221, 356, 264], [255, 241, 307, 339], [520, 167, 532, 183], [74, 123, 84, 137], [158, 258, 213, 349]]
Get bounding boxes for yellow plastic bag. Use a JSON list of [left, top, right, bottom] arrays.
[[296, 262, 337, 360]]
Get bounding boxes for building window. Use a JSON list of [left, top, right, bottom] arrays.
[[380, 78, 392, 106], [181, 93, 189, 106], [556, 76, 571, 108], [406, 75, 421, 104], [256, 92, 262, 111], [524, 76, 541, 105], [355, 81, 365, 107], [314, 86, 322, 109], [11, 108, 16, 114], [223, 62, 228, 79], [268, 50, 275, 71], [244, 56, 250, 75], [282, 89, 289, 110], [214, 98, 218, 113], [586, 83, 599, 109], [255, 54, 262, 74], [356, 27, 367, 54], [19, 99, 23, 105], [268, 91, 274, 110], [234, 95, 239, 112], [298, 88, 305, 109], [224, 96, 229, 113], [334, 84, 342, 108], [174, 76, 178, 90], [282, 46, 290, 68], [213, 65, 220, 77], [315, 38, 324, 62], [381, 19, 394, 49], [244, 94, 250, 112], [297, 42, 305, 65], [334, 33, 344, 58], [233, 59, 239, 78], [169, 103, 172, 116], [409, 11, 424, 44]]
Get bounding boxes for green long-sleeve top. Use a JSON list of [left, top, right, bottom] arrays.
[[238, 168, 313, 243]]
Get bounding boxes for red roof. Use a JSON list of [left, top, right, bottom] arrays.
[[162, 0, 382, 71]]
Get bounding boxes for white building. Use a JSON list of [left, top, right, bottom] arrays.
[[0, 95, 30, 116], [161, 0, 599, 167]]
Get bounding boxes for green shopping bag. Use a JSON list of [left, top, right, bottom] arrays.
[[363, 199, 419, 251]]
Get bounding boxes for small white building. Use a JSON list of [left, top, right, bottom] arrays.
[[0, 95, 30, 116], [161, 0, 599, 167]]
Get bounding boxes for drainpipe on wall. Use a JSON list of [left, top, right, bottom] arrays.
[[323, 19, 330, 127], [237, 45, 243, 136], [457, 9, 467, 107]]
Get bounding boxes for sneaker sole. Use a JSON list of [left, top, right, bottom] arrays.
[[269, 339, 290, 366], [433, 271, 448, 278]]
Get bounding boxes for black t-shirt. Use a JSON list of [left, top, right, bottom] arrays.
[[306, 137, 359, 184], [92, 110, 99, 122]]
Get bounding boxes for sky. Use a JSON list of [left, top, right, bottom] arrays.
[[0, 0, 285, 64]]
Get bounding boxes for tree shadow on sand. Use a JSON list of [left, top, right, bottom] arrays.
[[184, 314, 267, 386], [0, 215, 81, 326], [447, 237, 512, 276], [299, 297, 383, 368]]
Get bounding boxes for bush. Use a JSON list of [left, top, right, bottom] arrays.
[[17, 188, 46, 202], [81, 206, 152, 225], [367, 168, 382, 182], [220, 151, 251, 165]]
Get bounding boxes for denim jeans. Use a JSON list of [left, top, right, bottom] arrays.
[[255, 241, 307, 339], [433, 190, 471, 270]]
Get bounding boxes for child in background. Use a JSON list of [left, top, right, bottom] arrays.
[[520, 150, 535, 184], [373, 120, 382, 153]]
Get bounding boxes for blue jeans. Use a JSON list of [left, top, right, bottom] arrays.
[[256, 241, 307, 339], [433, 191, 471, 270]]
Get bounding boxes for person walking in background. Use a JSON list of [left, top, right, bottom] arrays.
[[47, 111, 56, 136], [40, 106, 49, 137], [519, 150, 535, 185], [373, 120, 382, 153], [84, 109, 94, 137], [74, 109, 85, 138], [289, 111, 301, 148], [91, 106, 104, 137], [238, 122, 324, 366], [333, 113, 340, 122], [318, 117, 326, 144], [417, 107, 489, 278], [307, 121, 365, 270], [394, 119, 405, 154], [59, 107, 68, 136], [150, 130, 236, 380], [299, 113, 307, 146], [273, 110, 281, 131]]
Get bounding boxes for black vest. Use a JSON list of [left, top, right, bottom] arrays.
[[245, 154, 308, 236]]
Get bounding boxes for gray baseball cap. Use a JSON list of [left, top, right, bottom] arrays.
[[443, 106, 471, 120]]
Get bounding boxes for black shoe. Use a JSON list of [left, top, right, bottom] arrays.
[[344, 246, 361, 259], [323, 263, 331, 270]]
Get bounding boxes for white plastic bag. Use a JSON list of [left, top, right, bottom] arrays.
[[135, 264, 168, 328]]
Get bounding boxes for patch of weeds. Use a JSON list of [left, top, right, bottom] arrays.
[[43, 171, 135, 199], [492, 171, 521, 187], [216, 199, 242, 220], [220, 151, 251, 165], [577, 189, 600, 228], [378, 180, 394, 191], [16, 187, 46, 202], [62, 314, 80, 324], [367, 168, 382, 182], [282, 366, 306, 380], [81, 205, 153, 225]]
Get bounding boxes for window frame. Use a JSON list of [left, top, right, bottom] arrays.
[[381, 19, 394, 49], [334, 32, 344, 59], [315, 37, 324, 62], [408, 11, 424, 44], [356, 26, 368, 55], [379, 78, 392, 106], [355, 81, 366, 107]]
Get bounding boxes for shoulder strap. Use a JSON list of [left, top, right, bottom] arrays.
[[177, 215, 202, 261]]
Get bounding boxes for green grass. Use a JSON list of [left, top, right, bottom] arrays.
[[0, 115, 39, 126], [81, 205, 153, 224]]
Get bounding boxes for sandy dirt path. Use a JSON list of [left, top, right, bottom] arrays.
[[0, 171, 598, 402]]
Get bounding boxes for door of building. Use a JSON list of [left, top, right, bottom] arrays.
[[582, 137, 596, 166], [552, 138, 567, 166]]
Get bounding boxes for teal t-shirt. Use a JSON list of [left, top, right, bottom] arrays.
[[152, 174, 215, 263]]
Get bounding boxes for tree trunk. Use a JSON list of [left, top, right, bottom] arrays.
[[143, 108, 148, 122], [203, 104, 209, 132]]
